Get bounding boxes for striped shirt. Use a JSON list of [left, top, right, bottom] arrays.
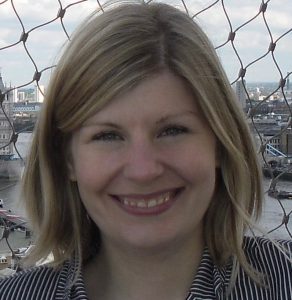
[[0, 237, 291, 299]]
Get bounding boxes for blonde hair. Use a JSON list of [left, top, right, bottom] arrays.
[[23, 0, 263, 285]]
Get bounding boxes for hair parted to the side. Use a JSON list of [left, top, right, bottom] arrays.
[[22, 0, 263, 285]]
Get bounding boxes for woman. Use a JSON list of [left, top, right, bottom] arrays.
[[0, 1, 291, 299]]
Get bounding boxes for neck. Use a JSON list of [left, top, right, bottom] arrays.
[[84, 235, 205, 300]]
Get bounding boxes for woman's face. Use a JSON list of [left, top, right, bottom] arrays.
[[69, 71, 218, 252]]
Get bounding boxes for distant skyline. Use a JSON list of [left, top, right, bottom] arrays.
[[0, 0, 291, 87]]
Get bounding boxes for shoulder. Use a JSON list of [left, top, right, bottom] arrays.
[[243, 236, 292, 270], [0, 262, 72, 300], [231, 236, 292, 299]]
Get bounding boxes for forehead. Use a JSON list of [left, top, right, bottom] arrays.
[[83, 71, 203, 125]]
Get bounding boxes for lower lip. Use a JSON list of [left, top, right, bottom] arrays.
[[113, 189, 182, 216]]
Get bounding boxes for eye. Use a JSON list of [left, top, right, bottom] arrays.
[[158, 125, 189, 137], [92, 131, 123, 142]]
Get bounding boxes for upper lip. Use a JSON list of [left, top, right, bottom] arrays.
[[110, 187, 183, 200]]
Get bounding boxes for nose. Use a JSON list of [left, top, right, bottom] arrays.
[[123, 140, 164, 183]]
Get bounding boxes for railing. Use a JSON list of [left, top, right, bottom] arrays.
[[0, 0, 291, 270]]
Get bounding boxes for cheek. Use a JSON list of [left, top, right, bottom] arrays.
[[71, 150, 122, 192], [166, 142, 217, 176], [73, 160, 107, 190], [185, 159, 217, 190]]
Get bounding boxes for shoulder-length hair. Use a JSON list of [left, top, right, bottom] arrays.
[[23, 1, 263, 283]]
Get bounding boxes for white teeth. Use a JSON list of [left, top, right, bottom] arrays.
[[164, 193, 170, 203], [147, 199, 158, 208], [137, 200, 147, 208], [157, 197, 164, 205], [120, 192, 172, 208]]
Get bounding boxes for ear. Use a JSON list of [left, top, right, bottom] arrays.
[[67, 160, 77, 181], [215, 160, 220, 168], [65, 138, 77, 181], [215, 142, 221, 168], [66, 149, 77, 181]]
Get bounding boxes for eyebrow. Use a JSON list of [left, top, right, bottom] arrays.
[[82, 121, 120, 128], [155, 111, 199, 125], [83, 111, 199, 128]]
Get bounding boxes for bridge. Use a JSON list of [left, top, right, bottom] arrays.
[[265, 144, 287, 158], [0, 209, 31, 237]]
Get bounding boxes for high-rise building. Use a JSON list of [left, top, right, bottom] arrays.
[[34, 85, 45, 102], [234, 80, 247, 110]]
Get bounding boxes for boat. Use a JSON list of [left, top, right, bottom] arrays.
[[0, 245, 34, 273], [0, 255, 10, 271], [268, 189, 292, 200], [262, 166, 292, 181], [0, 208, 28, 232]]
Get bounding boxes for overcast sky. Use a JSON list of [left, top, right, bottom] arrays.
[[0, 0, 291, 88]]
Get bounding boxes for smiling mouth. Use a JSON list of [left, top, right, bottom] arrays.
[[111, 188, 183, 210], [121, 192, 171, 208]]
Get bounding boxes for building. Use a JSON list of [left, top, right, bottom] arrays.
[[234, 80, 247, 110], [250, 115, 292, 157], [13, 102, 42, 116], [16, 86, 45, 103], [0, 73, 14, 157], [13, 101, 42, 132], [34, 85, 45, 103], [16, 88, 34, 102], [281, 128, 292, 157]]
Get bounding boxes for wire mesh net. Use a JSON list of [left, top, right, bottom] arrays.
[[0, 0, 291, 270]]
